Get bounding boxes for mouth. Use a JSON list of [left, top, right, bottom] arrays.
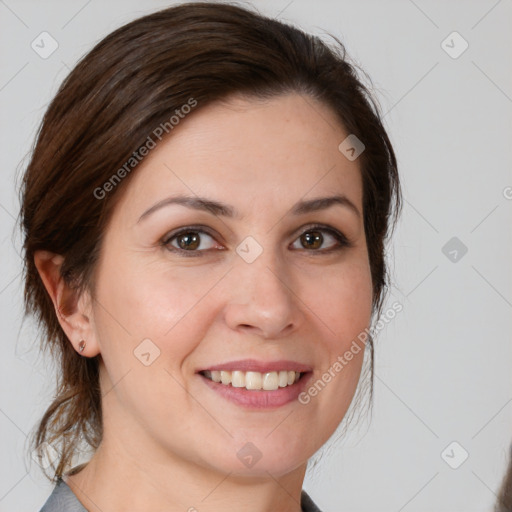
[[199, 369, 309, 391], [196, 361, 313, 409], [197, 366, 313, 412]]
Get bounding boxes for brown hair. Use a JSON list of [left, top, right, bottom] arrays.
[[18, 1, 402, 481], [496, 446, 512, 512]]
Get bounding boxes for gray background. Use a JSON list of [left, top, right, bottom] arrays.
[[1, 1, 511, 511]]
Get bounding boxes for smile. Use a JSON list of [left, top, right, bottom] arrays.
[[200, 369, 304, 391], [198, 370, 312, 409]]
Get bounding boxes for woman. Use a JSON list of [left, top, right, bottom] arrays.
[[20, 2, 401, 511]]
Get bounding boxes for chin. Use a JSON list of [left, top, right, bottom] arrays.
[[197, 434, 311, 478]]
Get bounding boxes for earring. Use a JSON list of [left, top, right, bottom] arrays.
[[78, 340, 86, 353]]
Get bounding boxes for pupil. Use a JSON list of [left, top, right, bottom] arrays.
[[179, 232, 199, 250], [303, 231, 322, 249]]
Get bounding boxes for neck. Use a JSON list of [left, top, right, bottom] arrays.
[[64, 417, 307, 512]]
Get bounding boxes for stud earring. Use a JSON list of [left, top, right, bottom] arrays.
[[78, 340, 86, 353]]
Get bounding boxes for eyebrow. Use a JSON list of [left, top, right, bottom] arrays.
[[137, 194, 361, 223]]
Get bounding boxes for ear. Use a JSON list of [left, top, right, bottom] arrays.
[[33, 250, 100, 357]]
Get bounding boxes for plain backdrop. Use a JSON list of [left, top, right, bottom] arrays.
[[0, 1, 511, 511]]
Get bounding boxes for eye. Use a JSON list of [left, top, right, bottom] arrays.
[[290, 224, 352, 253], [162, 223, 352, 257], [163, 226, 222, 256]]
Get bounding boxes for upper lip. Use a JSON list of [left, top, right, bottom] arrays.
[[197, 359, 312, 373]]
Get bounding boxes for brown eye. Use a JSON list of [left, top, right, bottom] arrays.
[[291, 225, 351, 252], [164, 228, 219, 255], [176, 231, 201, 250], [300, 230, 323, 250]]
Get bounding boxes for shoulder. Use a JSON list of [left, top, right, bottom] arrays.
[[301, 489, 323, 512], [38, 479, 320, 512], [38, 478, 87, 512]]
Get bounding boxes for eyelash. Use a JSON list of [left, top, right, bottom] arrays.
[[161, 223, 353, 257]]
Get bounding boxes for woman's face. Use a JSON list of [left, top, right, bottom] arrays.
[[85, 92, 373, 477]]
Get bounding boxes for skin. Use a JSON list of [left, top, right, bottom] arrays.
[[35, 92, 373, 512]]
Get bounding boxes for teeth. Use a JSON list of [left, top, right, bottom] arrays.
[[245, 371, 262, 390], [202, 370, 303, 391]]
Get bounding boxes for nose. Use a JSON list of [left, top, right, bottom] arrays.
[[223, 247, 302, 340]]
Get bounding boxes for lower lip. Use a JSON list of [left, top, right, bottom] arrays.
[[199, 372, 312, 409]]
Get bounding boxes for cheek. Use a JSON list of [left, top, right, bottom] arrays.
[[92, 260, 215, 423], [303, 256, 373, 343], [93, 258, 234, 436], [300, 261, 371, 436], [97, 252, 211, 331]]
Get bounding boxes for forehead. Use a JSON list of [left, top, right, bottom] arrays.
[[115, 92, 363, 221]]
